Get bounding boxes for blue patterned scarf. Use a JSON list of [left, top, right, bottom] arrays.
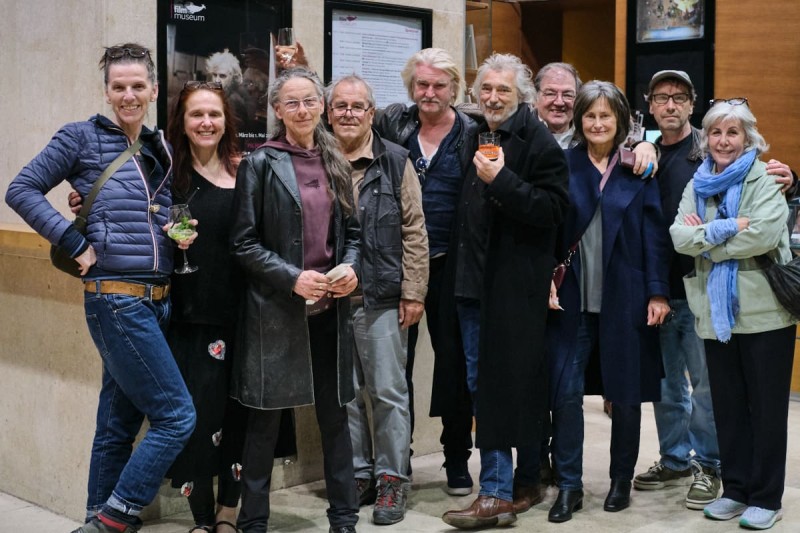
[[693, 149, 757, 341]]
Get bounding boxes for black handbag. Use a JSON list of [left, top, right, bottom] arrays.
[[50, 139, 142, 277], [757, 253, 800, 319]]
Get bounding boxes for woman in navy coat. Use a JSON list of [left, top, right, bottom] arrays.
[[545, 81, 671, 523]]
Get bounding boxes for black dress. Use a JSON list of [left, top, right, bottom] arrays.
[[166, 169, 247, 490]]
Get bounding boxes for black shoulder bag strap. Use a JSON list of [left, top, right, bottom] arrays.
[[73, 137, 143, 232]]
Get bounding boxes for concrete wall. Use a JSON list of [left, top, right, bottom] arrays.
[[0, 0, 464, 521]]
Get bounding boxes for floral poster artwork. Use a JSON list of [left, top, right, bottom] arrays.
[[637, 0, 705, 43]]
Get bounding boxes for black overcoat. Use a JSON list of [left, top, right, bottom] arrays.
[[436, 105, 570, 449]]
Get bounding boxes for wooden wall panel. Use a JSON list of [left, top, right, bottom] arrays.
[[562, 5, 615, 83], [714, 0, 800, 171]]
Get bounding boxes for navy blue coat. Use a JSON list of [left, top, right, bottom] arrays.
[[547, 145, 670, 405]]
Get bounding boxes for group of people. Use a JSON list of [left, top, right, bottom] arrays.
[[5, 38, 798, 533]]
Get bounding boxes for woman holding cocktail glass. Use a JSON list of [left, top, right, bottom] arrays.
[[229, 67, 361, 532], [163, 80, 248, 533], [5, 43, 196, 533]]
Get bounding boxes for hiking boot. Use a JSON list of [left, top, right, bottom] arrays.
[[372, 474, 408, 525], [444, 461, 473, 496], [355, 477, 377, 507], [685, 460, 721, 510], [71, 517, 138, 533], [704, 497, 747, 520], [633, 461, 692, 490], [739, 506, 784, 530]]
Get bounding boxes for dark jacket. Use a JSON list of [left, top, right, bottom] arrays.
[[358, 132, 417, 309], [440, 105, 570, 449], [229, 146, 361, 409], [375, 103, 479, 176], [547, 145, 670, 405], [6, 114, 174, 276]]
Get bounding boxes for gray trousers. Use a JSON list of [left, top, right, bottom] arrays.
[[347, 304, 411, 481]]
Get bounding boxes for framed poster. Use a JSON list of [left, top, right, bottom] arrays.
[[324, 0, 432, 109], [626, 0, 715, 130], [636, 0, 706, 43], [157, 0, 291, 153]]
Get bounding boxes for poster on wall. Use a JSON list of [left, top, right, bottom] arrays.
[[158, 0, 290, 154], [636, 0, 705, 43], [325, 1, 432, 109]]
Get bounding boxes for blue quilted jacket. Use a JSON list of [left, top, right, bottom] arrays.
[[5, 114, 174, 277]]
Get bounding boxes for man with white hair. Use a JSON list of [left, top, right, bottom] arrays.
[[205, 49, 248, 130], [441, 53, 569, 529]]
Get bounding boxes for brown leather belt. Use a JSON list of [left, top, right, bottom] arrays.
[[84, 280, 170, 301]]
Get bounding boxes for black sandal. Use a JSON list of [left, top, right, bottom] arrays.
[[189, 527, 213, 533], [215, 520, 240, 533]]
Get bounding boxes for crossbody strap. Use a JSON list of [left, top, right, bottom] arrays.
[[74, 138, 142, 232]]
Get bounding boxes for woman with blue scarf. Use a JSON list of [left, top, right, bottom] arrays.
[[670, 99, 796, 530]]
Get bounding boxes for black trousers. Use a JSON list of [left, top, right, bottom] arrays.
[[237, 311, 358, 532], [705, 325, 795, 510], [407, 255, 473, 465], [609, 403, 642, 482]]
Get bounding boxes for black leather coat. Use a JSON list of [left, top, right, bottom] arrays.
[[229, 146, 361, 409]]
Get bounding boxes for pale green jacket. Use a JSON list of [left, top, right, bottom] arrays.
[[670, 157, 796, 339]]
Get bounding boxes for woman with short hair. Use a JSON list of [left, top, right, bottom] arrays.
[[670, 98, 796, 530]]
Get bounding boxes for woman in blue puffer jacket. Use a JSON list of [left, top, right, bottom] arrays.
[[5, 43, 196, 533]]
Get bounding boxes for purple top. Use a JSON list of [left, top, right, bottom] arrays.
[[265, 137, 334, 313]]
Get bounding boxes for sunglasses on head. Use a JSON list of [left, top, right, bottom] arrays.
[[184, 81, 224, 91], [105, 47, 150, 59], [709, 97, 748, 107]]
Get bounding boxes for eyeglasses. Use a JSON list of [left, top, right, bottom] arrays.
[[184, 81, 223, 91], [105, 47, 150, 59], [539, 89, 576, 102], [709, 97, 749, 107], [650, 92, 691, 105], [331, 103, 372, 117], [282, 97, 321, 112], [415, 157, 429, 182]]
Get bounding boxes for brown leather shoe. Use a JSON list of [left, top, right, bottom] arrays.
[[513, 483, 543, 513], [442, 495, 517, 529]]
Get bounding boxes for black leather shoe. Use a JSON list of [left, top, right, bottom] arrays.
[[603, 480, 632, 512], [548, 489, 583, 523]]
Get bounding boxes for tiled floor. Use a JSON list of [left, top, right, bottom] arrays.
[[3, 397, 798, 532]]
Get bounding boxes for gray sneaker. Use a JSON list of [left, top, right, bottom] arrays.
[[372, 474, 408, 525], [633, 461, 692, 490], [686, 460, 721, 510], [740, 506, 783, 530], [704, 497, 747, 520]]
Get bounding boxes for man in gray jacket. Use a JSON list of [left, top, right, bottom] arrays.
[[327, 75, 428, 525]]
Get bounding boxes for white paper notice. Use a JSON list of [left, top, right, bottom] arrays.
[[331, 9, 422, 108]]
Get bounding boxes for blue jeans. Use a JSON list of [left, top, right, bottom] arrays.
[[457, 298, 521, 501], [551, 313, 594, 490], [655, 300, 720, 473], [83, 291, 196, 520]]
